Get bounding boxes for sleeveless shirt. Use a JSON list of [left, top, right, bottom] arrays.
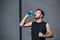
[[31, 21, 46, 40]]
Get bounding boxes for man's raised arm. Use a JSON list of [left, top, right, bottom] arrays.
[[19, 14, 32, 27]]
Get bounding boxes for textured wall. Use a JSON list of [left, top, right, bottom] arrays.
[[22, 0, 60, 40], [0, 0, 19, 40]]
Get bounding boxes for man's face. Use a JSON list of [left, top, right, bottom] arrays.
[[34, 10, 42, 19]]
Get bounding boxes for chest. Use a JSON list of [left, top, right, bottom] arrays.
[[31, 22, 46, 33]]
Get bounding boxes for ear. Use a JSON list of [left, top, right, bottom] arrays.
[[41, 15, 43, 17]]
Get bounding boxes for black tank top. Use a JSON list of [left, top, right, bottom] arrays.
[[31, 21, 46, 40]]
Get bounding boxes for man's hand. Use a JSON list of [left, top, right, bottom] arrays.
[[38, 32, 44, 37]]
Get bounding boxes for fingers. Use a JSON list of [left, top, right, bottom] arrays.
[[38, 32, 43, 37]]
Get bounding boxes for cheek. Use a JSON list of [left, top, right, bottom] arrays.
[[35, 14, 40, 17], [36, 14, 40, 16]]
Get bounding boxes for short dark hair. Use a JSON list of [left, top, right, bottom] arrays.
[[35, 8, 44, 18]]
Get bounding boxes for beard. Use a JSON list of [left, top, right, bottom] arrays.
[[34, 16, 40, 20]]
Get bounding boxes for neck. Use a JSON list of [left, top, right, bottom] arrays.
[[36, 18, 42, 23]]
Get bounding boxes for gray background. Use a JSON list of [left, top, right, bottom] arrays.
[[0, 0, 19, 40], [22, 0, 60, 40]]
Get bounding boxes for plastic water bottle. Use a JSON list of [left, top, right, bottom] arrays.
[[26, 11, 35, 17]]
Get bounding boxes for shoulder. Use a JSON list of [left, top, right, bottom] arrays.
[[45, 22, 51, 28], [45, 21, 50, 26], [42, 21, 50, 26], [41, 21, 51, 29]]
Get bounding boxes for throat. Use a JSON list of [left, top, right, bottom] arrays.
[[36, 19, 42, 23], [36, 21, 42, 23]]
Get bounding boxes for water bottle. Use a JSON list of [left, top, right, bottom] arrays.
[[26, 11, 35, 17]]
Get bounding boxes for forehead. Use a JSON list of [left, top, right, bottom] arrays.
[[35, 10, 41, 13]]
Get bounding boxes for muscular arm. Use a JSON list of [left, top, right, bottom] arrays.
[[19, 14, 32, 27], [22, 22, 32, 27], [39, 22, 53, 38], [42, 22, 53, 38]]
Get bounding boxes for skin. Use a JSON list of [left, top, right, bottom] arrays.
[[19, 10, 53, 38]]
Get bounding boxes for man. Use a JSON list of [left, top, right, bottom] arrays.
[[19, 8, 53, 40]]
